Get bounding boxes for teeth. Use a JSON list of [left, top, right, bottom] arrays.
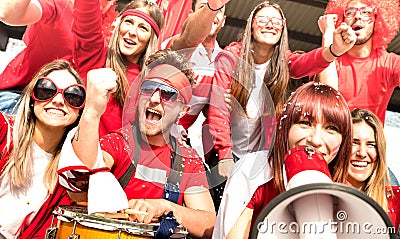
[[146, 109, 161, 122], [351, 161, 368, 167], [125, 39, 135, 45], [147, 109, 160, 115], [46, 109, 65, 117]]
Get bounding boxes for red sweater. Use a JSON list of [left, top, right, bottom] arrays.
[[0, 0, 74, 90], [335, 49, 400, 124]]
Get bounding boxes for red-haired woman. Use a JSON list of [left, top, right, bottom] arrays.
[[214, 82, 353, 238]]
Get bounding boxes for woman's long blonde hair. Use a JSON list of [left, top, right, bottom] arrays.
[[0, 60, 83, 194], [106, 0, 165, 106], [232, 1, 290, 116], [351, 108, 391, 211]]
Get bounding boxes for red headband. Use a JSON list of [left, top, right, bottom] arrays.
[[143, 64, 192, 104], [121, 9, 160, 37]]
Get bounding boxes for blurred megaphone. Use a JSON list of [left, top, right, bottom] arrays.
[[251, 182, 395, 239], [251, 145, 395, 239]]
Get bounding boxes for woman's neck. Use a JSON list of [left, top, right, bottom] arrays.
[[252, 42, 273, 64], [33, 126, 65, 154], [346, 179, 366, 191]]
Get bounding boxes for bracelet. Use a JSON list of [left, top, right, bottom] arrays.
[[329, 44, 341, 58], [207, 2, 224, 11]]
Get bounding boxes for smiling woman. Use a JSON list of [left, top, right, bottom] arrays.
[[213, 81, 353, 238], [72, 0, 165, 137], [205, 0, 355, 212], [0, 59, 84, 238], [347, 108, 400, 232]]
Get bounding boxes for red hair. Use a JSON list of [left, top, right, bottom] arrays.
[[270, 82, 353, 192], [326, 0, 399, 50]]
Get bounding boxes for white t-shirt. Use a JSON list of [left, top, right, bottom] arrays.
[[231, 61, 269, 159], [0, 142, 52, 238]]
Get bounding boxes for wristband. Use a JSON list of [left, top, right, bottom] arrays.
[[207, 2, 224, 11], [329, 44, 341, 58]]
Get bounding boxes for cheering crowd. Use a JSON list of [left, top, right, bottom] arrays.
[[0, 0, 399, 238]]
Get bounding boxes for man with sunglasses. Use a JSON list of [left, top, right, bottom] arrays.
[[317, 0, 399, 126], [58, 49, 216, 238]]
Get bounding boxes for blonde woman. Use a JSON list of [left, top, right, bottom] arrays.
[[0, 59, 85, 238], [347, 108, 400, 232]]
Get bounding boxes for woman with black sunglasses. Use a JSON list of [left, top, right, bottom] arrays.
[[0, 59, 85, 238]]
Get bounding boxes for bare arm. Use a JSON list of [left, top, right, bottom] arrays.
[[0, 0, 42, 25], [128, 187, 216, 238], [226, 207, 253, 239], [317, 14, 339, 89], [72, 68, 117, 168], [321, 23, 356, 63], [169, 0, 229, 51]]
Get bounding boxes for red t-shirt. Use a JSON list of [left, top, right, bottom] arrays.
[[246, 180, 280, 233], [336, 49, 400, 124], [387, 185, 400, 233], [99, 126, 209, 205], [0, 0, 74, 90], [73, 0, 141, 137]]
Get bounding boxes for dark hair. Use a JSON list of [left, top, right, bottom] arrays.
[[144, 49, 194, 85]]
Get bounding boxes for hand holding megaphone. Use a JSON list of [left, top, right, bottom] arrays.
[[284, 145, 332, 190], [284, 145, 337, 239]]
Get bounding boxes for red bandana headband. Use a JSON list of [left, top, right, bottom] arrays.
[[143, 64, 192, 104], [121, 9, 160, 37]]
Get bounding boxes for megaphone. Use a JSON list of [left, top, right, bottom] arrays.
[[251, 145, 396, 239], [251, 182, 396, 239]]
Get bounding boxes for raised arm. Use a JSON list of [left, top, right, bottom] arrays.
[[316, 14, 357, 90], [72, 0, 107, 75], [0, 0, 42, 25], [289, 18, 355, 79], [316, 14, 339, 89], [169, 0, 229, 51], [72, 68, 117, 168]]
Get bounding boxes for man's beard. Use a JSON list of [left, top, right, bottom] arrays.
[[355, 33, 373, 45], [142, 120, 173, 137]]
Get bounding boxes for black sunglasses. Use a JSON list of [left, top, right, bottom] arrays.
[[32, 77, 86, 109], [139, 80, 179, 102]]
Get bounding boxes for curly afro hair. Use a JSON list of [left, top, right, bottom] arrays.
[[325, 0, 399, 50]]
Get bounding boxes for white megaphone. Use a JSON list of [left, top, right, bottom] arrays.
[[251, 145, 395, 239]]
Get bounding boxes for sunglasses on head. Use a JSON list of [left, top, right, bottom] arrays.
[[253, 15, 285, 29], [32, 77, 86, 109], [344, 6, 374, 19], [139, 80, 180, 103]]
